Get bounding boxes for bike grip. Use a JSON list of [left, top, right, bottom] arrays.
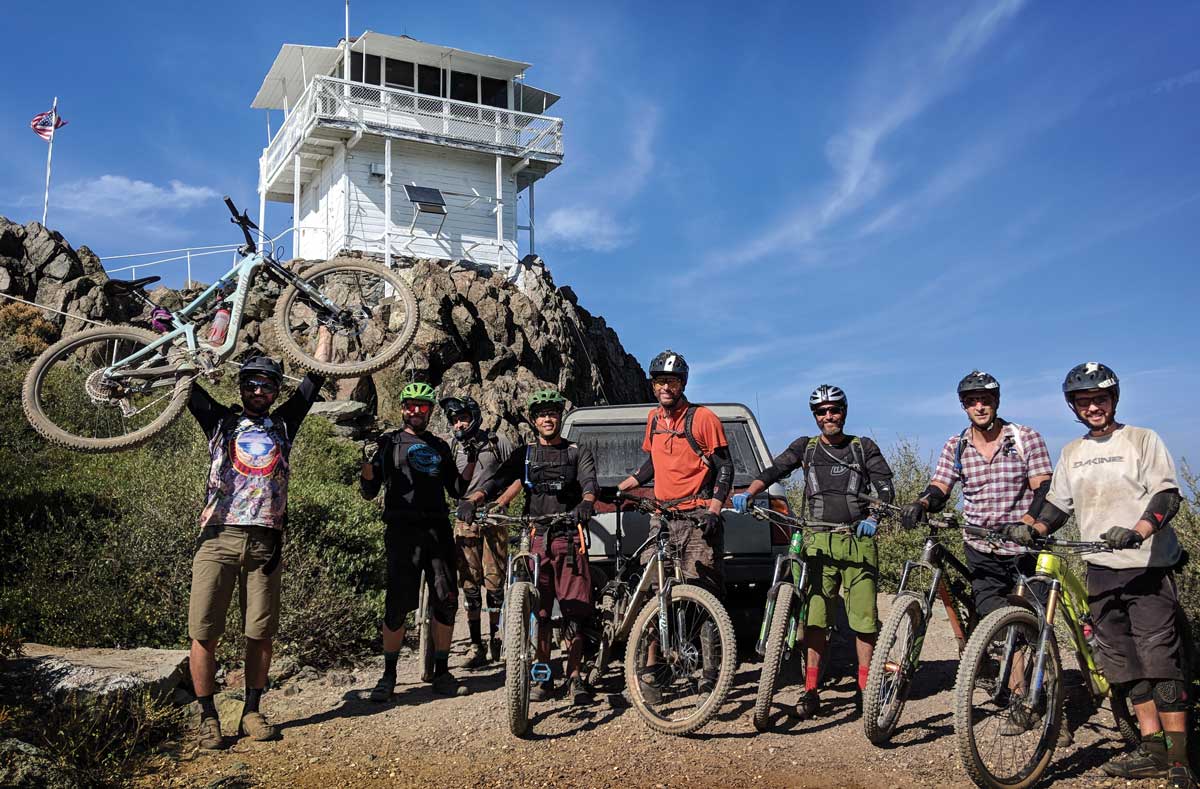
[[224, 196, 239, 217]]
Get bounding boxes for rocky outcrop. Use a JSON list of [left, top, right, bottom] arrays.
[[9, 643, 189, 701], [0, 219, 651, 441]]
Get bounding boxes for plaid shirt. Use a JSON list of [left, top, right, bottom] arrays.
[[931, 421, 1053, 555]]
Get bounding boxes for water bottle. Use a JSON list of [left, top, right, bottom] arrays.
[[1081, 616, 1098, 651], [208, 306, 231, 345]]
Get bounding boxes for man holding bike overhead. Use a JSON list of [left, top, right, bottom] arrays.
[[361, 382, 470, 701], [733, 384, 895, 719], [186, 338, 328, 750], [1029, 363, 1192, 786], [461, 388, 598, 706]]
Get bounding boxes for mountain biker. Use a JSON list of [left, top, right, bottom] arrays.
[[461, 388, 598, 705], [1030, 363, 1192, 787], [186, 337, 329, 751], [361, 381, 470, 701], [614, 349, 734, 699], [441, 395, 514, 668], [732, 384, 895, 719]]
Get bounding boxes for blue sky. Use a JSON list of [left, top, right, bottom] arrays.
[[3, 1, 1199, 468]]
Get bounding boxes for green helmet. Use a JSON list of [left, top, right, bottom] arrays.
[[400, 381, 437, 404], [527, 388, 566, 413]]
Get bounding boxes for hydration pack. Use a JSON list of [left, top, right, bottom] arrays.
[[952, 421, 1028, 476]]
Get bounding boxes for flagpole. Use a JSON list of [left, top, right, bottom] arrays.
[[41, 97, 59, 227]]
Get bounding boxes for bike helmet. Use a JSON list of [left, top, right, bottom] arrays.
[[400, 381, 437, 404], [238, 356, 283, 385], [440, 395, 483, 439], [957, 371, 1000, 400], [809, 384, 848, 412], [1062, 362, 1119, 406], [649, 349, 689, 384], [527, 388, 567, 413]]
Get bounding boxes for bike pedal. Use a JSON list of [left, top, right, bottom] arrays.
[[530, 663, 552, 682]]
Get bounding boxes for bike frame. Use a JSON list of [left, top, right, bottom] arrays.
[[895, 530, 976, 654], [756, 527, 810, 656]]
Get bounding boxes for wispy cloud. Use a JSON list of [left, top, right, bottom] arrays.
[[540, 206, 631, 252], [1152, 68, 1200, 95], [57, 175, 219, 219]]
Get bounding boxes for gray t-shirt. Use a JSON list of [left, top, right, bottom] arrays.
[[453, 432, 515, 499], [1045, 424, 1181, 570]]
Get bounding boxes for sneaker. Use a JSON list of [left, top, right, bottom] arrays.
[[239, 711, 278, 742], [1000, 704, 1039, 736], [697, 670, 718, 696], [795, 690, 821, 721], [529, 679, 556, 702], [197, 716, 223, 750], [489, 637, 502, 663], [569, 678, 594, 707], [1056, 724, 1073, 747], [368, 672, 396, 702], [432, 671, 470, 697], [1103, 744, 1169, 779], [637, 672, 663, 705], [464, 642, 488, 669], [1169, 764, 1198, 789]]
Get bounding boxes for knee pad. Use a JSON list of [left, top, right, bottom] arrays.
[[1153, 679, 1190, 712], [462, 586, 482, 613], [1127, 679, 1154, 705], [486, 589, 504, 611], [384, 607, 408, 633], [432, 575, 458, 627]]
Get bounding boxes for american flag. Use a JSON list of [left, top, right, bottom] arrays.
[[31, 108, 67, 141]]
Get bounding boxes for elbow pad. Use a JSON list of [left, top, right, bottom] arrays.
[[710, 447, 734, 502], [1142, 488, 1182, 531], [1026, 478, 1051, 520], [872, 478, 896, 505], [633, 457, 655, 486], [920, 484, 949, 514], [1038, 500, 1070, 532]]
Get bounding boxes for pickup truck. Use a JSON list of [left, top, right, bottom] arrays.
[[561, 402, 793, 642]]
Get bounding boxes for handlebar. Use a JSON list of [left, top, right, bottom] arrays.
[[613, 491, 707, 522], [736, 505, 853, 534], [224, 196, 258, 254], [477, 510, 577, 528], [962, 524, 1113, 554], [857, 493, 961, 530]]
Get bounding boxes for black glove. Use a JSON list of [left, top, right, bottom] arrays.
[[1003, 523, 1038, 547], [573, 499, 595, 524], [900, 501, 926, 530], [596, 486, 620, 504], [456, 499, 477, 525], [1101, 526, 1144, 550], [698, 511, 722, 539]]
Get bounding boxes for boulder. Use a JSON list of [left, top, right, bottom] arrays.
[[11, 643, 188, 701], [0, 739, 79, 789], [308, 400, 369, 422]]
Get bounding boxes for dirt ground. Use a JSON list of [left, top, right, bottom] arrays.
[[148, 596, 1167, 788]]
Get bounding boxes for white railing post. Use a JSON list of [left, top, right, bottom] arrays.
[[186, 250, 192, 289]]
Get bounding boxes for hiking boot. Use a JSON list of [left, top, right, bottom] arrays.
[[999, 704, 1039, 736], [1102, 744, 1169, 779], [368, 672, 396, 702], [197, 716, 223, 750], [852, 689, 864, 718], [569, 677, 594, 707], [1169, 764, 1198, 789], [530, 678, 556, 702], [637, 671, 663, 705], [697, 669, 719, 696], [432, 671, 470, 697], [795, 690, 821, 721], [489, 637, 502, 663], [239, 711, 278, 742], [465, 642, 488, 669]]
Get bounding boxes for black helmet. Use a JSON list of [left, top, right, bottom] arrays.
[[649, 349, 688, 384], [239, 356, 283, 384], [440, 395, 483, 440], [1062, 362, 1120, 405], [957, 370, 1000, 400], [809, 384, 848, 412]]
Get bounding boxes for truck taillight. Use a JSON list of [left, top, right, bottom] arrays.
[[768, 496, 791, 545]]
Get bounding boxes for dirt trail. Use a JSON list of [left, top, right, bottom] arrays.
[[151, 596, 1162, 788]]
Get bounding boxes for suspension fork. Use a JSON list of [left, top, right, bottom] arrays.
[[656, 546, 671, 656], [1026, 579, 1061, 709]]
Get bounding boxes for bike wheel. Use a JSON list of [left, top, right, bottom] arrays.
[[505, 581, 534, 737], [586, 586, 627, 688], [752, 583, 796, 732], [954, 606, 1063, 789], [864, 592, 925, 745], [273, 259, 418, 378], [22, 325, 192, 452], [416, 570, 435, 684], [1109, 685, 1140, 747], [623, 584, 737, 736]]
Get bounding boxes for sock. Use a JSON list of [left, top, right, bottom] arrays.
[[383, 650, 399, 677], [858, 665, 870, 692], [1143, 730, 1167, 759], [244, 687, 264, 714], [435, 650, 449, 676], [468, 619, 482, 644], [1164, 730, 1187, 767], [805, 666, 820, 693], [198, 694, 218, 720]]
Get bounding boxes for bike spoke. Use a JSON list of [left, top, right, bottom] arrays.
[[631, 596, 725, 725]]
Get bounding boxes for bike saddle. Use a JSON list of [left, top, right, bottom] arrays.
[[103, 275, 161, 295]]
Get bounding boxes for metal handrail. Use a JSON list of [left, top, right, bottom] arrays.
[[101, 227, 298, 284]]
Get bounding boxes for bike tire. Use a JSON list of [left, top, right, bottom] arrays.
[[954, 606, 1063, 789], [416, 570, 435, 684], [623, 584, 737, 736], [864, 592, 925, 745], [1109, 685, 1140, 747], [505, 581, 534, 737], [22, 325, 192, 452], [272, 259, 418, 378], [752, 583, 796, 732]]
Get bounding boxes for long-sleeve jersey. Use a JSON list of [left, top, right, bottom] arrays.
[[754, 434, 894, 523], [360, 429, 464, 519]]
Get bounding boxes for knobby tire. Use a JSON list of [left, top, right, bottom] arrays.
[[417, 570, 435, 684], [864, 592, 925, 745], [752, 583, 796, 732], [505, 582, 534, 737]]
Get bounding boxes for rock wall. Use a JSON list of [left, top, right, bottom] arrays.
[[0, 218, 652, 442]]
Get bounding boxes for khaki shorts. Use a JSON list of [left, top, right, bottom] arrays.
[[454, 518, 508, 594], [804, 532, 878, 635], [639, 514, 725, 597], [188, 525, 282, 642]]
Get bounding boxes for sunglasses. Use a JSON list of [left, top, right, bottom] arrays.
[[813, 406, 845, 416], [241, 379, 279, 394], [651, 377, 683, 389], [402, 402, 433, 414]]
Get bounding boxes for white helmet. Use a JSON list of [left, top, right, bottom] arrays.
[[809, 384, 847, 412]]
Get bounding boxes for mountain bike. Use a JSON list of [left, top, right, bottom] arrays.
[[415, 569, 436, 683], [859, 496, 980, 745], [480, 510, 577, 737], [22, 197, 418, 452], [953, 532, 1143, 789], [741, 505, 852, 732]]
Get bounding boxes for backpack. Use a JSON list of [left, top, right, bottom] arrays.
[[952, 421, 1027, 476], [648, 406, 712, 468]]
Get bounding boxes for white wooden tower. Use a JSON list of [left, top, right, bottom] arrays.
[[251, 32, 563, 271]]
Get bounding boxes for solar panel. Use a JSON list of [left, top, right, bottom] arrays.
[[403, 185, 446, 206]]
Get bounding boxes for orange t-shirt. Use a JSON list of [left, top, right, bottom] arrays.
[[641, 402, 728, 509]]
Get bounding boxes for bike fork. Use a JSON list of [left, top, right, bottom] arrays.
[[1026, 581, 1061, 709]]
